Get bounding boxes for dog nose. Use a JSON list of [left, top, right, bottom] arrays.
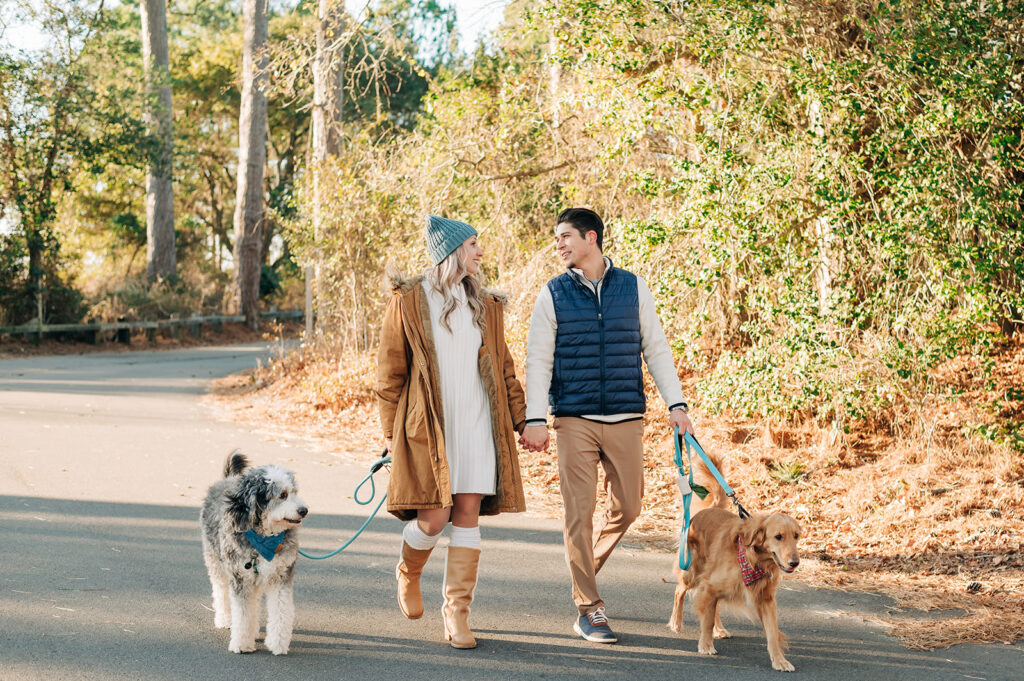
[[789, 558, 800, 568], [298, 507, 308, 518]]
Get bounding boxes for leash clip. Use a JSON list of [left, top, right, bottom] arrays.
[[729, 493, 752, 520]]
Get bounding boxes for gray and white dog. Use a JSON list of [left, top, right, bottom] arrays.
[[200, 451, 308, 654]]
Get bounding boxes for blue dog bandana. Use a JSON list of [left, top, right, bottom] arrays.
[[245, 530, 287, 562]]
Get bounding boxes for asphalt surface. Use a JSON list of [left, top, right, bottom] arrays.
[[1, 344, 1021, 681]]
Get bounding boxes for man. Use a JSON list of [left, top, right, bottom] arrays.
[[520, 207, 694, 644]]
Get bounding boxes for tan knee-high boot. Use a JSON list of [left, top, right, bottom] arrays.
[[397, 542, 433, 619], [442, 545, 480, 649]]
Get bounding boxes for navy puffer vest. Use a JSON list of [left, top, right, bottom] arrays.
[[548, 266, 645, 416]]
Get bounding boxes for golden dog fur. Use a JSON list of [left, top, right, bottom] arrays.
[[668, 449, 803, 672]]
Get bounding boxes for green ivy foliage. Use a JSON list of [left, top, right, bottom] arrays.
[[534, 0, 1023, 430]]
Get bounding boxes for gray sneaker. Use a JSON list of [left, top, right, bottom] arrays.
[[573, 607, 617, 643]]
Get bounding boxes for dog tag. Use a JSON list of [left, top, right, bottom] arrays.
[[676, 474, 692, 496]]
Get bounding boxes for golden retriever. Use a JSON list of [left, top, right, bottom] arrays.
[[668, 451, 803, 672]]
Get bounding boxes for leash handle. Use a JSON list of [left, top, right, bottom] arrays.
[[368, 448, 391, 475], [679, 485, 692, 570], [354, 452, 391, 505], [674, 425, 694, 570]]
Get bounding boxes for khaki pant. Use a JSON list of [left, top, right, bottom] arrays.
[[554, 416, 644, 615]]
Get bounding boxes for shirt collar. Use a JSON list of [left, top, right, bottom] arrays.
[[568, 256, 613, 286]]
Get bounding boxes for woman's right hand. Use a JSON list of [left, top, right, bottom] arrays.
[[519, 424, 549, 452], [385, 438, 393, 453]]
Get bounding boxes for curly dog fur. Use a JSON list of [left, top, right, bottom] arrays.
[[200, 451, 308, 654]]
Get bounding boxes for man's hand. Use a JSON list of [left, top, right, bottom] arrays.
[[519, 424, 550, 452], [670, 409, 695, 436]]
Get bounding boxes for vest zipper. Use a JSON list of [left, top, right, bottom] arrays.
[[596, 270, 610, 414], [598, 305, 606, 413], [570, 268, 610, 414], [583, 278, 606, 415]]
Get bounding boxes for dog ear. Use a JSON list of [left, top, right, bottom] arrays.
[[227, 471, 269, 531], [741, 515, 767, 549]]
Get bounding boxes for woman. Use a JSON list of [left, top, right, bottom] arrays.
[[374, 214, 527, 649]]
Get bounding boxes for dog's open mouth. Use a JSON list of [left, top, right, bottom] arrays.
[[285, 517, 304, 525], [773, 554, 797, 573]]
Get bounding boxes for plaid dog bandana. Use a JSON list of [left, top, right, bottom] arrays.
[[737, 537, 767, 586]]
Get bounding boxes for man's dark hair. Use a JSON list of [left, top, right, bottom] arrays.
[[556, 207, 604, 251]]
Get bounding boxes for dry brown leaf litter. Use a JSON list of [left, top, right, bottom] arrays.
[[0, 320, 303, 358]]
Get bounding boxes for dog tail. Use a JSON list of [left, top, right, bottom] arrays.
[[223, 450, 249, 478], [692, 448, 731, 509]]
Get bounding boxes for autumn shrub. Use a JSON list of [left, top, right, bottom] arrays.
[[282, 0, 1024, 451], [537, 0, 1024, 443], [0, 234, 31, 326]]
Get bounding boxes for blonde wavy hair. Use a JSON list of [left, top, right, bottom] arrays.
[[429, 243, 487, 334]]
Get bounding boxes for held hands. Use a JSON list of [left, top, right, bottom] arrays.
[[517, 414, 692, 453], [519, 424, 550, 452]]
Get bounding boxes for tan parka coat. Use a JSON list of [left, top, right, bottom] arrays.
[[374, 272, 527, 521]]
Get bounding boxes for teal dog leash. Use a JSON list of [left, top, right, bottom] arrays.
[[298, 450, 392, 560], [673, 427, 751, 570]]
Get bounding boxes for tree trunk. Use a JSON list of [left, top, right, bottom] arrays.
[[312, 0, 343, 160], [809, 98, 834, 316], [546, 24, 566, 127], [141, 0, 176, 282], [307, 0, 344, 337], [26, 223, 44, 326], [232, 0, 269, 329]]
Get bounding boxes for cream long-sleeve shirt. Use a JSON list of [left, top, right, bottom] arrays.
[[524, 258, 687, 424]]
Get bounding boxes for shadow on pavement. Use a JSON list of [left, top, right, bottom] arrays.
[[1, 494, 1020, 681]]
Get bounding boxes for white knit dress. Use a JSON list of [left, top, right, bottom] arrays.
[[422, 278, 497, 495]]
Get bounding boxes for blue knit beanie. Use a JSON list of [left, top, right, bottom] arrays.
[[425, 215, 477, 265]]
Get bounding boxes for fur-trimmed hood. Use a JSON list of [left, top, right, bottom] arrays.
[[383, 264, 507, 303], [383, 264, 418, 294]]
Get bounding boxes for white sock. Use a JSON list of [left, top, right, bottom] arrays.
[[403, 520, 441, 550], [449, 525, 481, 549]]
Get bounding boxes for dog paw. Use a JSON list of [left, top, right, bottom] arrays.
[[265, 636, 290, 655], [214, 616, 230, 629], [772, 657, 795, 672], [667, 621, 681, 634], [228, 638, 256, 654], [697, 642, 717, 656], [713, 626, 732, 639]]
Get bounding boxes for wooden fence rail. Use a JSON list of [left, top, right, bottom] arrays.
[[0, 309, 303, 344]]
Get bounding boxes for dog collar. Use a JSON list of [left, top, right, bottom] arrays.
[[737, 537, 767, 586], [245, 529, 287, 562]]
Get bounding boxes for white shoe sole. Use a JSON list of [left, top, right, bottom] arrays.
[[573, 619, 617, 643]]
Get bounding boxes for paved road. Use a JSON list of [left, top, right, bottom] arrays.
[[1, 345, 1021, 681]]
